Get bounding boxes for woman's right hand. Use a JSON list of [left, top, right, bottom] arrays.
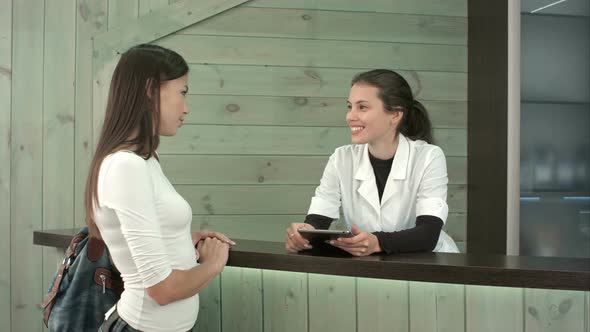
[[197, 237, 229, 272], [285, 223, 315, 252]]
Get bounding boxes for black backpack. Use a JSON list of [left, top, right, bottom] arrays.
[[41, 227, 124, 332]]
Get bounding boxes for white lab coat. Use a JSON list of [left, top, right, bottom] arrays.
[[308, 134, 459, 253]]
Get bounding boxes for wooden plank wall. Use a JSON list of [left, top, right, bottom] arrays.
[[0, 0, 12, 330], [1, 0, 589, 331], [157, 0, 469, 247], [11, 0, 45, 331], [156, 2, 470, 330], [156, 0, 467, 331], [3, 1, 161, 331], [41, 0, 77, 314]]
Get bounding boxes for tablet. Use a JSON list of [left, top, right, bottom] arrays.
[[297, 229, 353, 243]]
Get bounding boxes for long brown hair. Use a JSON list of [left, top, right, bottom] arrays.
[[85, 44, 188, 238]]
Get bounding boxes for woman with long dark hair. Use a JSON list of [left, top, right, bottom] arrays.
[[285, 69, 459, 255], [86, 44, 234, 331]]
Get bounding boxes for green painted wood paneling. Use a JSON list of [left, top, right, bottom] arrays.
[[157, 35, 467, 72], [444, 213, 466, 242], [179, 185, 314, 215], [0, 0, 11, 329], [524, 288, 587, 332], [308, 274, 356, 332], [42, 0, 77, 302], [161, 155, 328, 185], [447, 157, 468, 184], [181, 95, 466, 129], [177, 184, 465, 215], [74, 0, 108, 227], [192, 215, 298, 242], [107, 0, 139, 29], [94, 1, 138, 142], [263, 270, 308, 332], [186, 65, 467, 101], [92, 1, 254, 144], [191, 207, 220, 332], [91, 58, 117, 145], [245, 0, 467, 17], [220, 267, 263, 332], [156, 15, 469, 322], [586, 292, 589, 332], [160, 155, 466, 185], [181, 7, 467, 45], [466, 285, 524, 332], [47, 0, 77, 222], [455, 241, 466, 253], [357, 278, 409, 332], [409, 282, 465, 332], [93, 0, 253, 70], [161, 126, 467, 157], [435, 129, 468, 157], [138, 0, 169, 16], [0, 0, 480, 330], [11, 0, 44, 330], [195, 275, 221, 332]]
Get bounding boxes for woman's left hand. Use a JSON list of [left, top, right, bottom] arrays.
[[192, 230, 236, 247], [328, 224, 381, 256]]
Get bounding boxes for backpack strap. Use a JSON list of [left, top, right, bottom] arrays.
[[87, 237, 106, 262], [40, 232, 86, 327], [88, 237, 125, 294]]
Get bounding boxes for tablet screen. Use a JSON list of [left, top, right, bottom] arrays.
[[297, 229, 353, 243]]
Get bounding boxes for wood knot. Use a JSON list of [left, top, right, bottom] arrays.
[[302, 14, 312, 21], [293, 97, 308, 106], [559, 299, 572, 314], [225, 104, 240, 112], [408, 71, 422, 97], [78, 2, 89, 21], [0, 66, 12, 79], [258, 176, 265, 183], [204, 203, 214, 215], [303, 69, 322, 82], [57, 114, 74, 125], [527, 306, 539, 319]]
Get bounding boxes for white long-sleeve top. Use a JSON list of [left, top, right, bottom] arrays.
[[94, 151, 198, 331]]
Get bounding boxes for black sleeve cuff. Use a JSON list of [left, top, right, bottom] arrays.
[[373, 215, 444, 254], [304, 214, 333, 230]]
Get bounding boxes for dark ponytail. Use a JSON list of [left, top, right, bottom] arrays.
[[400, 100, 433, 144], [351, 69, 434, 144]]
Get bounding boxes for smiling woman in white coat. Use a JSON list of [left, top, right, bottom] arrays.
[[285, 69, 459, 256]]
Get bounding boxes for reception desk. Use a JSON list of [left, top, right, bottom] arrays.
[[33, 229, 590, 331], [33, 228, 590, 291]]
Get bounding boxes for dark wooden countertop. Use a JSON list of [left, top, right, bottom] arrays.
[[34, 228, 590, 291]]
